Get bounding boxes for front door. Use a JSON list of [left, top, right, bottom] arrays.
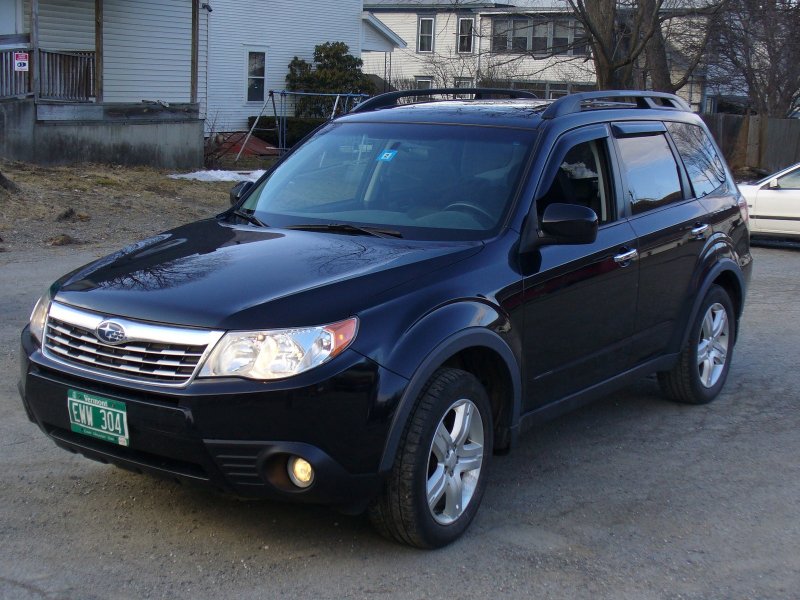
[[521, 126, 639, 411], [751, 166, 800, 237]]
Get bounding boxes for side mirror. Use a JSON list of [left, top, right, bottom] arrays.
[[541, 203, 598, 244], [768, 178, 779, 189], [521, 203, 598, 253], [229, 180, 254, 205]]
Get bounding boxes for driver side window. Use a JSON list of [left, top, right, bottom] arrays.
[[537, 139, 615, 224], [777, 169, 800, 189]]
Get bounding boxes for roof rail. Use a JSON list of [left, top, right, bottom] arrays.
[[350, 88, 538, 114], [541, 90, 691, 119]]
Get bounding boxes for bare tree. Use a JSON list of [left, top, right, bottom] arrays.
[[709, 0, 800, 116], [567, 0, 724, 91]]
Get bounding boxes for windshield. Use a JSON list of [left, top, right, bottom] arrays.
[[241, 121, 537, 240]]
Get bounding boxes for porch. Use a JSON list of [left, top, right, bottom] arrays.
[[0, 0, 204, 169], [1, 47, 96, 101]]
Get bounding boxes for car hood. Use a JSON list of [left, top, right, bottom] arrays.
[[53, 219, 482, 330]]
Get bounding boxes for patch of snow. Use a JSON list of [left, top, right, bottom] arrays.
[[169, 170, 266, 183]]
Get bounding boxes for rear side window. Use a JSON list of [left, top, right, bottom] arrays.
[[666, 122, 726, 197], [616, 134, 683, 215]]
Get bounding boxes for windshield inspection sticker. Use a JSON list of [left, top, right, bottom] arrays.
[[377, 150, 398, 162]]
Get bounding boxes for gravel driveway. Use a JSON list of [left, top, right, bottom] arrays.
[[1, 242, 798, 600]]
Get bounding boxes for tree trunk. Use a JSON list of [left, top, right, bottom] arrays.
[[0, 171, 20, 193], [644, 0, 673, 91]]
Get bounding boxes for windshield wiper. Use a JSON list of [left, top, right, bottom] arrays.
[[228, 208, 267, 227], [285, 223, 403, 238]]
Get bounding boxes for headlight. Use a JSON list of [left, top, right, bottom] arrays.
[[199, 317, 358, 380], [29, 290, 52, 346]]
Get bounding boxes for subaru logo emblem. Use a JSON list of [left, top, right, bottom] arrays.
[[96, 321, 127, 345]]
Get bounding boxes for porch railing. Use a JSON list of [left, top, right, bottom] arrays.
[[0, 48, 32, 98], [39, 49, 96, 101]]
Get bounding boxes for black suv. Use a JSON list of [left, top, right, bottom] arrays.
[[19, 89, 752, 548]]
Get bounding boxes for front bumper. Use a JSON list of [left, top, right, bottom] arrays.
[[19, 326, 408, 510]]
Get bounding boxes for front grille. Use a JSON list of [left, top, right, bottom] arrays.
[[43, 302, 223, 386]]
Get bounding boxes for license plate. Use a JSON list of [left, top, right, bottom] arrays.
[[67, 389, 129, 447]]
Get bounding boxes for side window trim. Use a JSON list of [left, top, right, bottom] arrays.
[[534, 124, 609, 201], [662, 126, 693, 202], [611, 121, 667, 137], [533, 123, 619, 227]]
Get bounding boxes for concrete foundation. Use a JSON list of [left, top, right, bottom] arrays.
[[0, 98, 203, 169]]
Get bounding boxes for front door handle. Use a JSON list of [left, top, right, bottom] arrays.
[[691, 223, 709, 238], [613, 248, 638, 265]]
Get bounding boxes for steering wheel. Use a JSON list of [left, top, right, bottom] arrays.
[[442, 202, 495, 228]]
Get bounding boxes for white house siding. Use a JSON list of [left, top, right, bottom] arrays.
[[205, 0, 363, 132], [38, 0, 94, 50], [198, 7, 208, 118], [102, 0, 193, 103], [363, 19, 396, 53]]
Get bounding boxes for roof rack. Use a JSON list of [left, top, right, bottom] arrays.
[[542, 90, 691, 119], [350, 88, 538, 114]]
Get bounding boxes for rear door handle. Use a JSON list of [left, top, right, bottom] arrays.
[[613, 249, 638, 265], [691, 224, 709, 238]]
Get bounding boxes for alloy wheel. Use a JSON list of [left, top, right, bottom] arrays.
[[426, 398, 485, 525], [697, 302, 730, 388]]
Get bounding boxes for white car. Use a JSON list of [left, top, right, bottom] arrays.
[[738, 163, 800, 240]]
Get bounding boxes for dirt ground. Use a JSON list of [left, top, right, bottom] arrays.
[[1, 161, 799, 598], [0, 161, 235, 253]]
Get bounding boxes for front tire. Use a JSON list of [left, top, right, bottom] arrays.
[[368, 367, 493, 548], [658, 285, 736, 404]]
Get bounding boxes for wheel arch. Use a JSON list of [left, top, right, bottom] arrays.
[[378, 328, 522, 474], [681, 258, 746, 349]]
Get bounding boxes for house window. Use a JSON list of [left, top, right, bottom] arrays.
[[458, 18, 474, 53], [491, 19, 510, 52], [573, 22, 589, 55], [454, 77, 473, 98], [418, 17, 434, 53], [513, 19, 530, 51], [495, 80, 595, 99], [492, 17, 588, 56], [531, 20, 548, 53], [552, 22, 570, 54], [547, 83, 568, 99], [247, 51, 266, 103], [415, 77, 433, 101]]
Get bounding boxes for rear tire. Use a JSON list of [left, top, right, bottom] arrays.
[[658, 285, 736, 404], [368, 367, 493, 548]]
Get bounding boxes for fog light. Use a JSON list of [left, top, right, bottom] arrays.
[[287, 456, 314, 488]]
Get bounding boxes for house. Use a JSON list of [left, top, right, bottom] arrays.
[[0, 0, 404, 168], [203, 1, 403, 134], [361, 0, 706, 110], [361, 0, 597, 98], [1, 0, 206, 168]]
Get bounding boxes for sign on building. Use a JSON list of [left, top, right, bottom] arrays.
[[14, 52, 29, 72]]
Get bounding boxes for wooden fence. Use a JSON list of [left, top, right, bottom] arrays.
[[702, 113, 800, 174]]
